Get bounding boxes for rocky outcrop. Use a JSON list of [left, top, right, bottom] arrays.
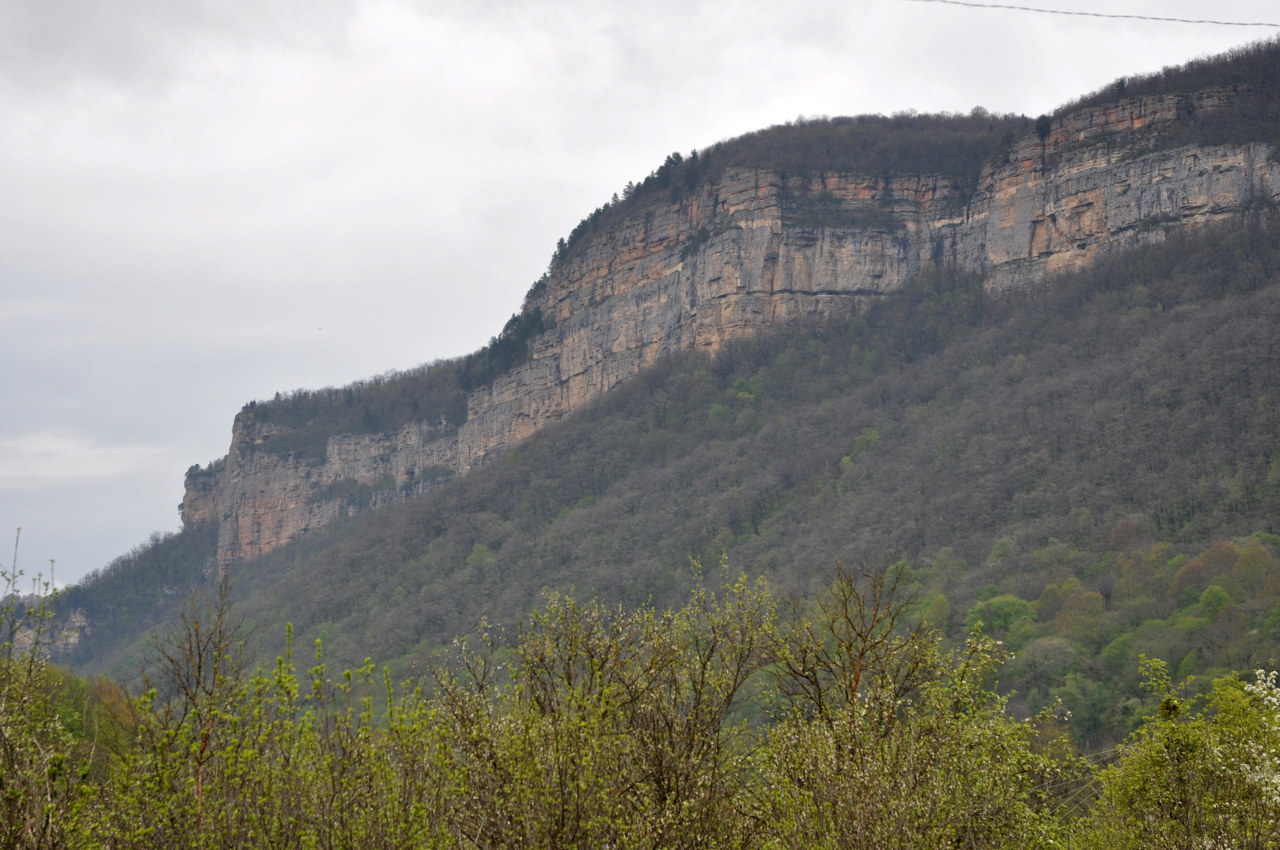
[[184, 87, 1280, 571]]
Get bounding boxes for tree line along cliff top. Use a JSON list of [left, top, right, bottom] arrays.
[[553, 36, 1280, 267], [231, 36, 1280, 462]]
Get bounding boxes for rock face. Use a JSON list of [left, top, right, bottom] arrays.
[[183, 87, 1280, 572]]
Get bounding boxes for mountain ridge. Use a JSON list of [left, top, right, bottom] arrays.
[[182, 64, 1280, 573], [57, 208, 1280, 730], [49, 39, 1280, 750]]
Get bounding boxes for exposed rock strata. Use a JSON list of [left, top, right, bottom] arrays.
[[183, 88, 1280, 571]]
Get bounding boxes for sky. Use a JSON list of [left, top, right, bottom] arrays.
[[1, 0, 1276, 588]]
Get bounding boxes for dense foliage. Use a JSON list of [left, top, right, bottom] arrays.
[[11, 559, 1280, 847], [1071, 658, 1280, 848]]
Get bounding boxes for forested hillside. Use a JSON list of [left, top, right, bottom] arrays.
[[166, 32, 1280, 580], [36, 38, 1280, 769], [11, 35, 1280, 847], [57, 213, 1280, 749]]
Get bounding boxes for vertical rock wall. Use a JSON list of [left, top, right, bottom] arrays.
[[183, 88, 1280, 571]]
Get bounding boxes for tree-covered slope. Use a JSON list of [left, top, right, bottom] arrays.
[[59, 215, 1280, 748]]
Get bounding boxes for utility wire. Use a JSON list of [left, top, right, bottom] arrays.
[[904, 0, 1280, 27]]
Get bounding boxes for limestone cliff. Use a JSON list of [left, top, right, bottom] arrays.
[[183, 86, 1280, 572]]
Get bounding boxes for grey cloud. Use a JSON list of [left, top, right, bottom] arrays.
[[0, 0, 356, 92]]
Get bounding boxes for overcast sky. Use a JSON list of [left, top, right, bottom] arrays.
[[1, 0, 1276, 587]]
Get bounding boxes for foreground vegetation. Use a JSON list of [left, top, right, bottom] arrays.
[[8, 553, 1280, 848]]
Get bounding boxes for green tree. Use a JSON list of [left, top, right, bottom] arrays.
[[431, 568, 776, 847], [965, 593, 1035, 634], [759, 563, 1079, 848], [1072, 657, 1280, 848], [0, 533, 89, 850]]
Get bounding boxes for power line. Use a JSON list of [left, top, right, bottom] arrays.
[[903, 0, 1280, 27]]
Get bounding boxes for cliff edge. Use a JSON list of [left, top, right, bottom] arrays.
[[182, 84, 1280, 573]]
